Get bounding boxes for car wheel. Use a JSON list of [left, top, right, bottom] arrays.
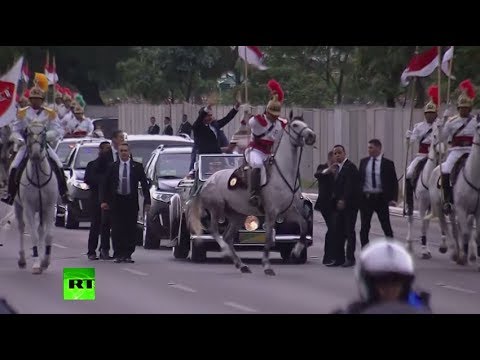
[[55, 206, 65, 227], [190, 239, 207, 263], [64, 203, 79, 229], [173, 218, 190, 259], [143, 211, 160, 249]]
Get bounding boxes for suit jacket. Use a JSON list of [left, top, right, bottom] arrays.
[[84, 156, 110, 203], [332, 159, 361, 209], [102, 160, 150, 211], [314, 163, 334, 211], [193, 107, 238, 154], [178, 121, 193, 137], [163, 124, 173, 136], [147, 124, 160, 134], [359, 156, 398, 202]]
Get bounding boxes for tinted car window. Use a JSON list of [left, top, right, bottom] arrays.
[[199, 155, 243, 181], [56, 142, 76, 165], [155, 153, 191, 179], [93, 118, 118, 139], [74, 147, 98, 169]]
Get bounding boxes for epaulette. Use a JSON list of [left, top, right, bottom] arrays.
[[43, 107, 57, 120], [17, 106, 29, 120]]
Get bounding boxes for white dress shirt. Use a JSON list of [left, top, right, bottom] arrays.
[[337, 158, 348, 174], [363, 154, 383, 193], [117, 159, 131, 195]]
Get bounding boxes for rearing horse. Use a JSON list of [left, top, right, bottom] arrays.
[[188, 116, 316, 276], [14, 121, 58, 274]]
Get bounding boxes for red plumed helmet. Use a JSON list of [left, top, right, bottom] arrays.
[[267, 79, 284, 103], [459, 79, 476, 99], [428, 85, 439, 106]]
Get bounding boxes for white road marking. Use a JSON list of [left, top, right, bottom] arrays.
[[52, 243, 67, 249], [224, 301, 258, 313], [122, 268, 149, 276], [436, 282, 477, 294], [168, 282, 197, 293]]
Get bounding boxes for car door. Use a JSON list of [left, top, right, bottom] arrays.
[[138, 152, 158, 223]]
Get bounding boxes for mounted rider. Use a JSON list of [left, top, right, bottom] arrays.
[[245, 80, 288, 207], [404, 85, 439, 215], [0, 85, 69, 205], [438, 79, 476, 215], [64, 105, 94, 137]]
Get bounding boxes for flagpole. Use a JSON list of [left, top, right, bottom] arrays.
[[53, 55, 57, 109], [403, 46, 419, 217], [244, 46, 248, 104], [446, 46, 455, 106], [437, 46, 445, 206]]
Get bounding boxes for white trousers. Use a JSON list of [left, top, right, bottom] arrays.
[[441, 149, 470, 174], [10, 145, 63, 170], [406, 154, 427, 179], [245, 148, 268, 169]]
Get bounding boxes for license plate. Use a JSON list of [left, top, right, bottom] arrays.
[[238, 231, 266, 244]]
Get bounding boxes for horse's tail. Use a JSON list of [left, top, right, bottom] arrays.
[[187, 195, 204, 236]]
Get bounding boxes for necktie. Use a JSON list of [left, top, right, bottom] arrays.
[[372, 157, 377, 189], [121, 163, 128, 195]]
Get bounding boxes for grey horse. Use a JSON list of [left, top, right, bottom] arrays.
[[14, 121, 58, 274], [187, 116, 316, 276]]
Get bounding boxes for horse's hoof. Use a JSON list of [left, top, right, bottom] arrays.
[[451, 253, 459, 263], [421, 252, 432, 260], [457, 256, 468, 266], [32, 267, 42, 275], [18, 259, 26, 269], [469, 254, 477, 263], [240, 265, 252, 274], [439, 246, 448, 254], [264, 268, 276, 276], [40, 260, 49, 270]]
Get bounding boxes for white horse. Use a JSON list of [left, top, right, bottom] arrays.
[[406, 124, 448, 258], [14, 121, 58, 274], [0, 125, 13, 188], [187, 117, 316, 276]]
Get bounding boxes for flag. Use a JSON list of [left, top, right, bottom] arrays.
[[0, 57, 23, 127], [238, 46, 268, 70], [441, 46, 455, 80], [21, 59, 30, 84], [44, 52, 58, 85], [400, 47, 439, 87]]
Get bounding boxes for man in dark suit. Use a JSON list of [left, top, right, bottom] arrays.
[[101, 143, 150, 263], [314, 151, 336, 264], [178, 114, 193, 137], [327, 145, 361, 268], [189, 102, 240, 172], [109, 130, 124, 163], [163, 117, 173, 135], [358, 139, 398, 248], [85, 141, 113, 261], [147, 116, 160, 135]]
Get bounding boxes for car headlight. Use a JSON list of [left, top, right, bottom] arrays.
[[73, 181, 89, 190], [244, 215, 259, 231], [152, 192, 173, 203]]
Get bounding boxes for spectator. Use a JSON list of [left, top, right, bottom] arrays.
[[178, 114, 193, 137], [147, 116, 160, 135], [163, 117, 173, 135]]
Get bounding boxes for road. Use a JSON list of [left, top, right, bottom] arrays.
[[0, 208, 479, 314]]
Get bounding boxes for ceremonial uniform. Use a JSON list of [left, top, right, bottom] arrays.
[[1, 86, 69, 205], [439, 79, 476, 214], [404, 85, 438, 215], [65, 105, 94, 136], [245, 80, 286, 207]]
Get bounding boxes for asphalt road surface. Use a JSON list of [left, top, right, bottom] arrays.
[[0, 209, 479, 314]]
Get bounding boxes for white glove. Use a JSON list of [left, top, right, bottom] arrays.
[[405, 130, 413, 139], [443, 108, 453, 119]]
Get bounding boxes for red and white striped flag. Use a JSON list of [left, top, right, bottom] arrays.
[[21, 59, 30, 84], [441, 46, 455, 80], [44, 53, 59, 85], [0, 57, 23, 127], [238, 46, 268, 70], [400, 47, 439, 87]]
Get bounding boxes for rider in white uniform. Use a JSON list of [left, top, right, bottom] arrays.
[[404, 85, 438, 215], [245, 80, 287, 207], [1, 86, 69, 205], [438, 80, 476, 215], [65, 105, 94, 136]]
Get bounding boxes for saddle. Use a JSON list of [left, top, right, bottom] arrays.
[[411, 157, 428, 190], [451, 153, 469, 187], [228, 161, 250, 190]]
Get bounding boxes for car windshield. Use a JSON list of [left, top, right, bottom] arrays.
[[128, 140, 192, 167], [56, 142, 76, 165], [74, 147, 98, 169], [199, 155, 244, 181], [155, 153, 191, 179]]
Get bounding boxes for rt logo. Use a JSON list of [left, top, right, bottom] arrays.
[[63, 268, 96, 301]]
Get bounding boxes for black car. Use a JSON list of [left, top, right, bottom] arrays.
[[169, 154, 314, 263], [137, 145, 192, 249]]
